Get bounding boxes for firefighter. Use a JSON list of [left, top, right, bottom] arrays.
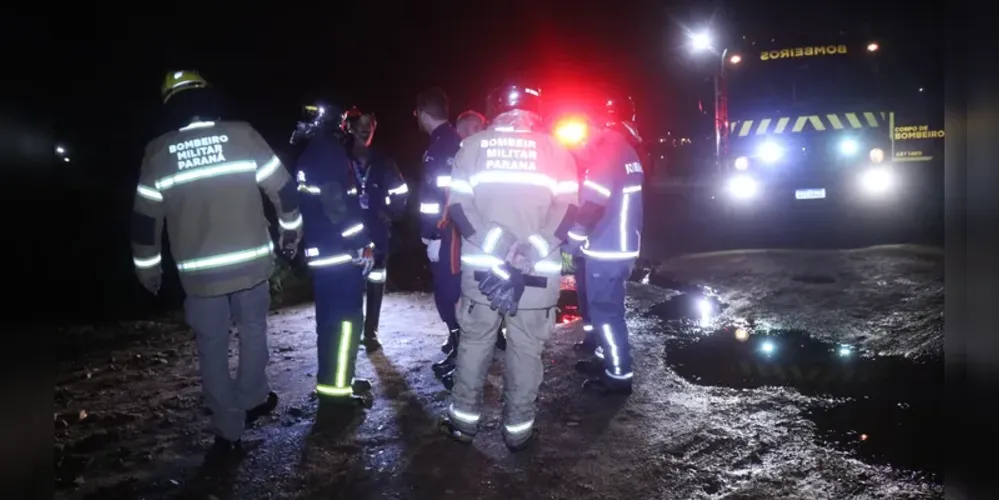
[[438, 82, 579, 451], [343, 108, 409, 353], [414, 88, 467, 378], [292, 103, 376, 409], [132, 70, 301, 455], [435, 107, 508, 390], [567, 96, 644, 395]]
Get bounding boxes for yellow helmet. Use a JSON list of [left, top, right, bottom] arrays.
[[161, 70, 208, 103]]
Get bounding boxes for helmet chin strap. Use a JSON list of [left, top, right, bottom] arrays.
[[621, 122, 643, 144]]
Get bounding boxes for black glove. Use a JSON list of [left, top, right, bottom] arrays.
[[478, 263, 526, 315], [279, 230, 301, 260], [491, 277, 526, 316]]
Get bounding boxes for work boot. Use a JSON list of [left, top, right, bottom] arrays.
[[582, 377, 633, 396], [574, 357, 603, 375], [432, 350, 457, 378], [314, 397, 369, 434], [362, 330, 382, 353], [573, 337, 597, 352], [441, 369, 455, 390], [205, 435, 245, 464], [440, 336, 454, 354], [364, 281, 385, 353], [440, 325, 459, 353], [502, 428, 537, 452], [432, 328, 460, 377], [317, 392, 372, 411], [245, 391, 279, 427], [352, 378, 373, 395], [438, 414, 475, 443]]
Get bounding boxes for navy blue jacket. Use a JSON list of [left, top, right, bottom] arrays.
[[295, 130, 372, 267], [575, 129, 644, 261], [418, 123, 462, 240], [348, 149, 408, 251]]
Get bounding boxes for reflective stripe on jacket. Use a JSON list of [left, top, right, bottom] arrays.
[[131, 120, 301, 297]]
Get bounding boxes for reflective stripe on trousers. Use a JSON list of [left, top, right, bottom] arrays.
[[582, 259, 634, 383], [449, 290, 553, 433], [312, 258, 365, 396]]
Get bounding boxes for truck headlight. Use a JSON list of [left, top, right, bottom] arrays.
[[859, 167, 893, 194], [727, 175, 758, 199], [734, 156, 750, 170], [839, 138, 859, 155], [757, 141, 783, 163], [869, 148, 885, 163]]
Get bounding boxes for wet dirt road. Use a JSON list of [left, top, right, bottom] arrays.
[[55, 245, 943, 499]]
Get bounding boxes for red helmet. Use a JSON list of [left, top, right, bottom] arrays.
[[340, 106, 362, 132]]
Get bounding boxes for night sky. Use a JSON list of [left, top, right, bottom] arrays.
[[25, 0, 940, 319]]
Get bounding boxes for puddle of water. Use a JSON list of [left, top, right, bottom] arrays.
[[561, 273, 942, 481], [662, 324, 943, 482]]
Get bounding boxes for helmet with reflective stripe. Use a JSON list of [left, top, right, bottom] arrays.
[[290, 102, 343, 145], [161, 70, 208, 103], [486, 82, 542, 119], [604, 95, 642, 145]]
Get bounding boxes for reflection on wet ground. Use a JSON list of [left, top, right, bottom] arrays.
[[647, 288, 943, 483]]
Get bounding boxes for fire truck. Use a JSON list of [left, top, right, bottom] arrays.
[[711, 35, 943, 218]]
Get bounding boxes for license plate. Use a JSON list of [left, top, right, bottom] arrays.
[[795, 188, 826, 200]]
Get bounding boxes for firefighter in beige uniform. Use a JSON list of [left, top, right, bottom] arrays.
[[131, 71, 302, 453], [438, 82, 579, 450]]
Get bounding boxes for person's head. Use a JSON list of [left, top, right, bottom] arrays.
[[290, 103, 339, 145], [604, 95, 642, 146], [455, 110, 486, 139], [486, 82, 542, 119], [344, 108, 378, 147], [160, 70, 221, 132], [414, 87, 450, 134], [161, 70, 208, 104]]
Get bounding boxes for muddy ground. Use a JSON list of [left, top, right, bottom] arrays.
[[54, 245, 943, 500]]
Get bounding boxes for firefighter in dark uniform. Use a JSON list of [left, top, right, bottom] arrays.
[[414, 88, 465, 378], [343, 108, 410, 353], [291, 104, 376, 409], [567, 96, 645, 395], [416, 89, 506, 390]]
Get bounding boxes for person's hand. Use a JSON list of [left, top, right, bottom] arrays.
[[353, 245, 375, 276], [426, 239, 442, 263], [505, 242, 534, 274], [279, 230, 301, 260], [137, 269, 162, 296]]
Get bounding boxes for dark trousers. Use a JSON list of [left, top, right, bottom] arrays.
[[364, 252, 389, 337], [313, 263, 365, 397], [573, 255, 594, 343], [584, 259, 635, 385], [430, 227, 462, 331]]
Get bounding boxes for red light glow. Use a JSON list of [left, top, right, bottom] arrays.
[[559, 313, 582, 324], [554, 117, 588, 147]]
